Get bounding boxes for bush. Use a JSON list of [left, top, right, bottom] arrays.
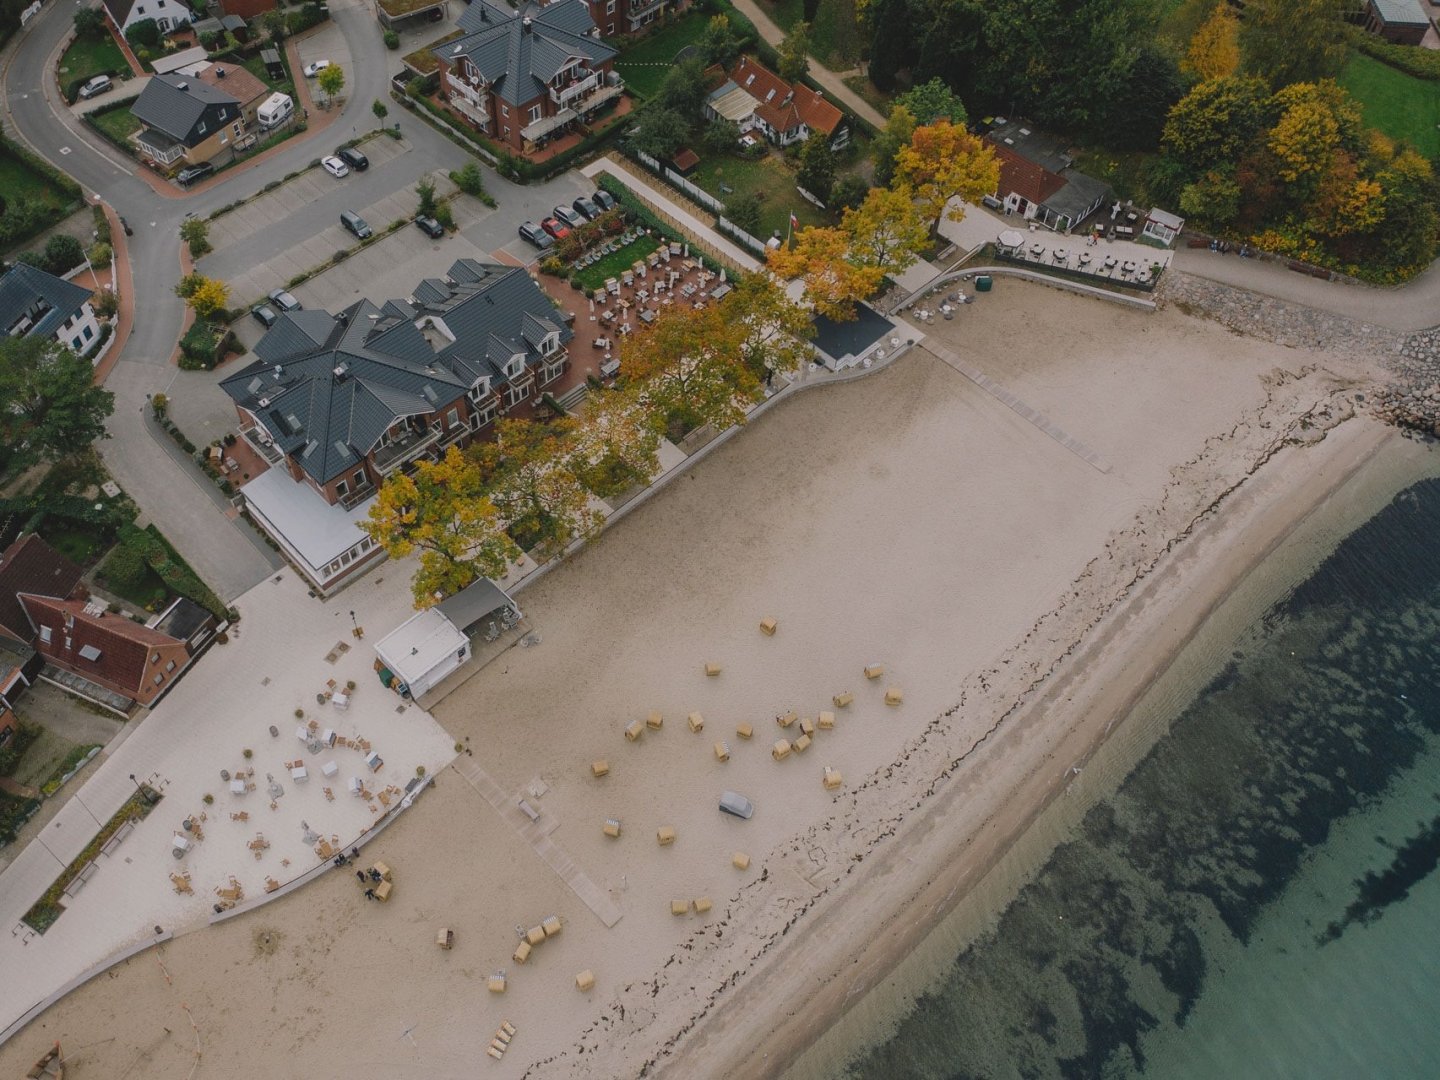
[[449, 161, 495, 205], [43, 233, 85, 274], [99, 542, 149, 588], [88, 241, 112, 269], [93, 289, 120, 319], [125, 18, 161, 49], [383, 30, 400, 50], [74, 8, 107, 39], [433, 202, 454, 230]]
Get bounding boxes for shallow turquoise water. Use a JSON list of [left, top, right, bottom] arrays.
[[845, 478, 1440, 1080]]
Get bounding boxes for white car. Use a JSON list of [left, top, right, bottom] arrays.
[[321, 155, 349, 178], [303, 60, 330, 78]]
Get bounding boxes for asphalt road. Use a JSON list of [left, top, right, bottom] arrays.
[[0, 0, 595, 602]]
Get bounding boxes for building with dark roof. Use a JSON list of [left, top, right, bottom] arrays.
[[704, 57, 848, 150], [582, 0, 688, 37], [436, 0, 623, 154], [1363, 0, 1432, 45], [132, 72, 246, 170], [0, 536, 85, 648], [102, 0, 192, 35], [221, 259, 575, 595], [986, 120, 1110, 234], [811, 303, 901, 372], [0, 263, 102, 359]]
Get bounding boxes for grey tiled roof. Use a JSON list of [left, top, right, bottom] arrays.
[[450, 0, 616, 108], [0, 263, 93, 344], [131, 73, 239, 142], [223, 262, 572, 485], [1370, 0, 1428, 24]]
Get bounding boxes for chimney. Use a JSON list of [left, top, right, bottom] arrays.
[[522, 15, 532, 31], [177, 80, 189, 91]]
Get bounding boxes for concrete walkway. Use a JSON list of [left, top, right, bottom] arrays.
[[726, 0, 888, 129]]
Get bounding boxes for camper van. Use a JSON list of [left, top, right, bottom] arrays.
[[257, 92, 294, 130]]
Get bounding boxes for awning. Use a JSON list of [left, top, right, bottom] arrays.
[[997, 229, 1025, 248]]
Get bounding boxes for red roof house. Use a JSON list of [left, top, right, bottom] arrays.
[[0, 536, 84, 647], [704, 57, 848, 149], [19, 595, 197, 710]]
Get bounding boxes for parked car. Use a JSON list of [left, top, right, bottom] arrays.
[[336, 146, 369, 171], [340, 210, 372, 239], [518, 221, 555, 249], [718, 791, 754, 820], [252, 304, 279, 328], [174, 162, 214, 187], [267, 288, 302, 313], [303, 60, 330, 78], [540, 216, 570, 241], [572, 195, 602, 221], [552, 205, 585, 230], [321, 155, 349, 178], [78, 75, 112, 100], [415, 215, 444, 239], [591, 189, 617, 212]]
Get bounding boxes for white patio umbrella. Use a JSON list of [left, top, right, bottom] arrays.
[[997, 229, 1025, 249]]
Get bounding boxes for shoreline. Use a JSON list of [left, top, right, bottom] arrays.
[[623, 415, 1415, 1078]]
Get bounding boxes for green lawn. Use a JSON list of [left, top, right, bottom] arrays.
[[90, 105, 142, 147], [240, 51, 294, 97], [57, 34, 127, 97], [95, 543, 172, 611], [764, 0, 863, 71], [572, 234, 662, 291], [1339, 51, 1440, 160], [691, 152, 827, 241], [45, 526, 108, 568], [0, 148, 72, 209], [614, 13, 713, 98]]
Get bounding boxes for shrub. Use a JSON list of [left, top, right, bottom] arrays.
[[43, 233, 85, 274], [100, 542, 149, 588], [93, 290, 120, 319], [88, 241, 113, 269], [125, 18, 161, 49], [433, 202, 454, 230], [383, 30, 400, 49], [74, 8, 107, 39]]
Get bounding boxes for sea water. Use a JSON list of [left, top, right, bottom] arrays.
[[842, 475, 1440, 1080]]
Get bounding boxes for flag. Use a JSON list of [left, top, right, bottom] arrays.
[[789, 213, 799, 231]]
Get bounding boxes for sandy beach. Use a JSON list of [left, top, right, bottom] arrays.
[[0, 279, 1398, 1079]]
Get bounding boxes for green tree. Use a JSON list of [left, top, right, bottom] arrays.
[[776, 21, 811, 83], [1241, 0, 1348, 88], [725, 190, 763, 236], [868, 0, 911, 91], [316, 63, 345, 106], [416, 177, 438, 218], [179, 216, 211, 257], [0, 337, 115, 467], [1096, 45, 1187, 153], [830, 173, 870, 210], [364, 446, 519, 607], [872, 103, 916, 189], [796, 130, 836, 204], [42, 234, 84, 275], [912, 0, 985, 105], [451, 161, 487, 198], [897, 78, 968, 126], [125, 18, 160, 49], [630, 105, 690, 160], [372, 99, 388, 128], [699, 14, 742, 67], [1160, 76, 1268, 173], [262, 8, 286, 41], [73, 7, 106, 39], [1178, 166, 1243, 225]]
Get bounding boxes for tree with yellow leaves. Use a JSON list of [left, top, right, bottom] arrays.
[[568, 391, 662, 499], [767, 225, 884, 322], [843, 186, 931, 274], [720, 273, 813, 380], [472, 418, 604, 560], [621, 302, 753, 436], [363, 445, 518, 607], [174, 273, 230, 321], [1182, 4, 1239, 81], [893, 120, 1000, 233]]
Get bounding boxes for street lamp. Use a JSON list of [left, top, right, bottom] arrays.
[[130, 773, 156, 804]]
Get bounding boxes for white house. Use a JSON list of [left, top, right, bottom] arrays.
[[0, 263, 102, 359], [373, 579, 521, 700], [102, 0, 192, 36]]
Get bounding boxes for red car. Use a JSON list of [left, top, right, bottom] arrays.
[[541, 216, 570, 241]]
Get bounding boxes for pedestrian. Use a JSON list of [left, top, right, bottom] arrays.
[[369, 868, 383, 883], [364, 888, 376, 900], [350, 847, 360, 860], [356, 870, 366, 884]]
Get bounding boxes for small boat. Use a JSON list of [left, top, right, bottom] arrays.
[[25, 1042, 62, 1079]]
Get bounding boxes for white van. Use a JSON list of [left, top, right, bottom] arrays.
[[257, 92, 294, 130]]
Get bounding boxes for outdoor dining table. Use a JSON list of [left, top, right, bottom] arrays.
[[230, 779, 246, 795], [1122, 260, 1137, 274], [1052, 248, 1067, 262], [1102, 255, 1118, 269], [1078, 252, 1092, 265], [639, 308, 656, 324], [1030, 243, 1044, 257]]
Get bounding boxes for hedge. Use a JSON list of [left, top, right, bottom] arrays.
[[117, 522, 228, 617], [1348, 26, 1440, 81]]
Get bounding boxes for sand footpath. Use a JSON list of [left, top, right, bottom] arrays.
[[0, 282, 1394, 1079]]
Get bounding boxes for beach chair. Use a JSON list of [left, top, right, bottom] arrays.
[[513, 941, 532, 965], [833, 692, 854, 708], [732, 851, 751, 870], [713, 741, 730, 762], [526, 925, 546, 946], [759, 617, 777, 636], [657, 826, 676, 846], [777, 710, 797, 728], [885, 687, 904, 706], [488, 972, 508, 993], [603, 818, 621, 838], [864, 664, 885, 680], [704, 662, 722, 677], [818, 711, 835, 730], [646, 711, 664, 730], [624, 720, 644, 742], [688, 712, 705, 733], [772, 739, 792, 761], [736, 722, 753, 740], [543, 915, 562, 938], [793, 734, 812, 753], [671, 899, 690, 916], [799, 717, 815, 737], [576, 969, 596, 991], [437, 928, 454, 949], [693, 897, 712, 915], [592, 759, 610, 778]]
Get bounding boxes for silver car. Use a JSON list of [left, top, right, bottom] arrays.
[[719, 791, 754, 819]]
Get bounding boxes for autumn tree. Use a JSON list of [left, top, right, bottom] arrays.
[[767, 225, 884, 321], [175, 274, 229, 320], [776, 21, 811, 83], [892, 120, 1000, 233], [621, 303, 753, 436], [179, 216, 211, 257], [843, 186, 930, 274], [568, 393, 662, 499], [871, 103, 916, 189], [1241, 0, 1348, 88], [1182, 4, 1239, 81], [364, 446, 518, 606], [317, 63, 345, 106], [472, 419, 603, 559], [721, 273, 813, 380], [1160, 76, 1268, 172], [0, 337, 114, 470]]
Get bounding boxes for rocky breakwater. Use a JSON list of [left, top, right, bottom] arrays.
[[1377, 327, 1440, 436]]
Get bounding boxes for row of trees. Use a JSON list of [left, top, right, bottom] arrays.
[[364, 275, 814, 606], [769, 119, 999, 319]]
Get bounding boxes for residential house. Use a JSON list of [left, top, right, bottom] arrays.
[[1363, 0, 1432, 45], [581, 0, 687, 37], [0, 263, 103, 359], [101, 0, 192, 36], [0, 536, 85, 651], [435, 0, 623, 154], [218, 0, 276, 21], [132, 72, 246, 170], [19, 595, 212, 712], [192, 60, 270, 128], [985, 120, 1109, 234], [221, 259, 574, 596], [704, 57, 848, 150], [0, 638, 36, 711]]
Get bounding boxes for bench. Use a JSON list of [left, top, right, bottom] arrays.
[[100, 819, 136, 858], [518, 799, 541, 823]]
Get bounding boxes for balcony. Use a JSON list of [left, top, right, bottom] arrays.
[[625, 0, 669, 27], [372, 425, 442, 475], [339, 482, 375, 510], [521, 106, 577, 142], [550, 71, 599, 107], [446, 89, 490, 128], [575, 82, 623, 115]]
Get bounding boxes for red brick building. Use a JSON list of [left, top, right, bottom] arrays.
[[581, 0, 687, 37], [436, 0, 622, 155]]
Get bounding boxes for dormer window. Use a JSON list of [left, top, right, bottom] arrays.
[[506, 355, 525, 379], [542, 333, 560, 356]]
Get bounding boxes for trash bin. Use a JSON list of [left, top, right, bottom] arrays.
[[976, 275, 993, 292]]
